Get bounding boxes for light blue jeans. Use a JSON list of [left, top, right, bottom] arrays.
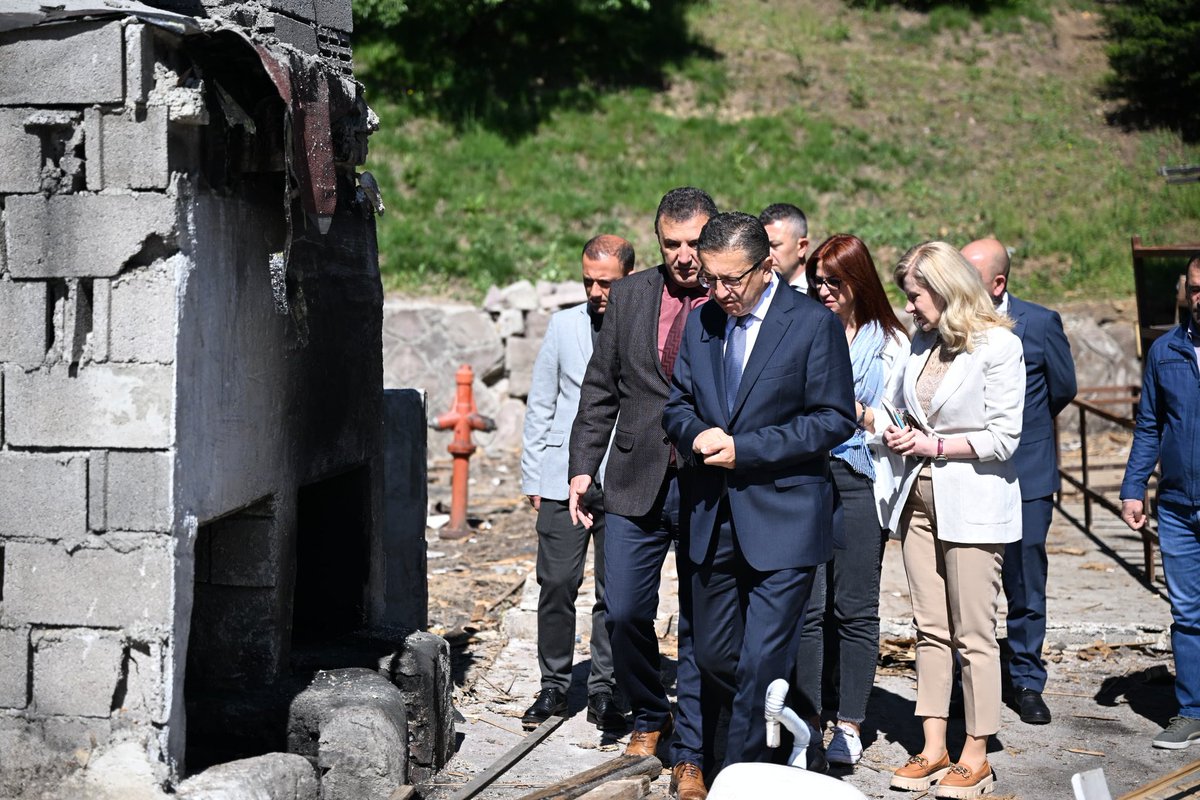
[[1158, 500, 1200, 719]]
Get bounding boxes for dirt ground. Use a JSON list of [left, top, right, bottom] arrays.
[[422, 437, 1196, 799]]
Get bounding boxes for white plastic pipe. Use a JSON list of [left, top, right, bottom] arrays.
[[763, 678, 810, 768]]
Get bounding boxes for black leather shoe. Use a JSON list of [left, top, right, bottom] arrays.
[[587, 692, 627, 731], [1013, 688, 1051, 725], [521, 687, 567, 728]]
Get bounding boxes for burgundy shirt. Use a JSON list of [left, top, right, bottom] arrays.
[[657, 276, 709, 362]]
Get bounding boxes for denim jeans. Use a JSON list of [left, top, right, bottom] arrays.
[[1158, 500, 1200, 719], [794, 459, 887, 724]]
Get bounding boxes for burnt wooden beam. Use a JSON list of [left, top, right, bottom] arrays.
[[515, 755, 663, 800]]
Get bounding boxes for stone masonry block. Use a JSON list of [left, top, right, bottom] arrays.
[[505, 336, 540, 399], [382, 631, 453, 781], [315, 0, 354, 33], [5, 193, 177, 279], [3, 539, 172, 628], [177, 753, 319, 800], [288, 669, 408, 799], [209, 516, 277, 587], [32, 628, 123, 717], [104, 451, 173, 532], [0, 453, 88, 540], [4, 363, 173, 449], [85, 107, 169, 191], [0, 21, 124, 106], [0, 109, 42, 193], [0, 627, 30, 709], [109, 262, 177, 363], [0, 280, 48, 366]]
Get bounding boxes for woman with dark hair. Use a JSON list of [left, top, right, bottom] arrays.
[[794, 233, 908, 767]]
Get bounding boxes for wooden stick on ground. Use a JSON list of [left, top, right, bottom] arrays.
[[444, 715, 564, 800], [515, 755, 664, 800]]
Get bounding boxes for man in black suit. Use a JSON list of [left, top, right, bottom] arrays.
[[664, 212, 856, 771], [569, 188, 716, 799], [964, 238, 1077, 725]]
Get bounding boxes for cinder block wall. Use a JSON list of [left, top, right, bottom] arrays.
[[0, 6, 386, 780], [0, 18, 181, 771]]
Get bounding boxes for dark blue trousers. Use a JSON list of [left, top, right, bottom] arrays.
[[604, 473, 703, 766], [691, 500, 815, 767], [1002, 496, 1052, 692]]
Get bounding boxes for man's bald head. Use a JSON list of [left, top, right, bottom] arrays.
[[962, 238, 1010, 303]]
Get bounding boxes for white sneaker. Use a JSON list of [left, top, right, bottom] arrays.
[[826, 723, 863, 765]]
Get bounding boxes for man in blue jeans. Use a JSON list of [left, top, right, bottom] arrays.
[[1121, 256, 1200, 749]]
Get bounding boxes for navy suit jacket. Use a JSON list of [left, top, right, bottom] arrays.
[[1008, 295, 1077, 500], [663, 281, 856, 571]]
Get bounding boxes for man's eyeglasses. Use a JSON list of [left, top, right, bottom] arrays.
[[698, 259, 763, 290], [810, 275, 844, 290]]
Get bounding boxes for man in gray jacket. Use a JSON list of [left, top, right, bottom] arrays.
[[520, 234, 634, 729]]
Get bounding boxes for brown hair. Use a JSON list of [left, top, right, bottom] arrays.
[[806, 234, 905, 340]]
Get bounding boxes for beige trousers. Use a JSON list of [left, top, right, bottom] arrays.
[[900, 465, 1005, 737]]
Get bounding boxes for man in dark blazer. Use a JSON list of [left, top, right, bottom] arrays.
[[569, 188, 716, 799], [664, 212, 856, 770], [965, 238, 1077, 725]]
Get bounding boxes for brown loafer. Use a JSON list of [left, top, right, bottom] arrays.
[[890, 751, 952, 791], [625, 713, 673, 758], [671, 761, 707, 800], [932, 760, 995, 798]]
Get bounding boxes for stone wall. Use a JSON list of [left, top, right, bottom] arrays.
[[383, 279, 587, 455]]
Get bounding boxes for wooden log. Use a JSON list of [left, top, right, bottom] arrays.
[[445, 715, 565, 800], [516, 755, 663, 800], [578, 777, 651, 799], [1117, 758, 1200, 799]]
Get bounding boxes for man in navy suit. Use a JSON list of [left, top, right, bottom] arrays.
[[964, 238, 1077, 725], [664, 212, 856, 770]]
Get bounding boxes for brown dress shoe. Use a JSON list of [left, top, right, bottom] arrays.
[[624, 713, 673, 757], [671, 762, 707, 800], [932, 760, 995, 798], [889, 751, 952, 791]]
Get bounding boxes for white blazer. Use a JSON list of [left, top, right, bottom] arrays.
[[884, 326, 1026, 544]]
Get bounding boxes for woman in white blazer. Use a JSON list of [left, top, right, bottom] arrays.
[[882, 242, 1025, 800]]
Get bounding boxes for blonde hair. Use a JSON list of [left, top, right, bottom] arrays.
[[893, 241, 1013, 353]]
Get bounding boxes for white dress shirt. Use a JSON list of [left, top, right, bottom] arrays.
[[723, 270, 779, 371]]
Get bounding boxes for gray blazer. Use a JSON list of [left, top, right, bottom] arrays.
[[570, 266, 675, 519], [521, 302, 605, 502]]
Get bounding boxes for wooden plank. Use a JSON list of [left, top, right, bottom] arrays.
[[515, 755, 664, 800], [1116, 758, 1200, 799], [445, 715, 565, 800]]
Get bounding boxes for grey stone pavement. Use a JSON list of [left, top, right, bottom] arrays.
[[426, 498, 1193, 799]]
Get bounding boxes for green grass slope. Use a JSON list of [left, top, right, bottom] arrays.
[[363, 0, 1200, 302]]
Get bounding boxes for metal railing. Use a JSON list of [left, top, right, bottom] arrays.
[[1055, 385, 1160, 582]]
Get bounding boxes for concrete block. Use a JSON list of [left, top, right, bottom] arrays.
[[40, 715, 114, 753], [0, 280, 48, 366], [265, 0, 318, 21], [0, 108, 42, 193], [32, 628, 123, 717], [118, 639, 167, 724], [209, 516, 277, 587], [84, 107, 169, 191], [90, 279, 112, 361], [188, 584, 284, 686], [124, 24, 155, 107], [5, 193, 177, 279], [505, 336, 540, 398], [109, 263, 177, 363], [315, 0, 354, 33], [287, 669, 408, 799], [0, 21, 124, 106], [382, 389, 427, 630], [176, 753, 320, 800], [0, 453, 88, 540], [4, 363, 173, 449], [0, 627, 30, 709], [271, 14, 319, 55], [103, 451, 173, 533], [3, 539, 173, 628], [381, 632, 453, 781]]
